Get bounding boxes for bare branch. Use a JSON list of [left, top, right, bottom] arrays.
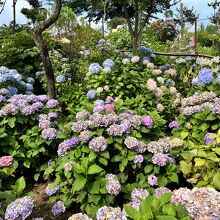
[[34, 0, 62, 34], [0, 0, 7, 15]]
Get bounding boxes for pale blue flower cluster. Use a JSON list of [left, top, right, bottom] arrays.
[[87, 90, 96, 99], [102, 59, 115, 69], [197, 68, 214, 85], [0, 66, 34, 95], [88, 63, 102, 74], [56, 75, 66, 83]]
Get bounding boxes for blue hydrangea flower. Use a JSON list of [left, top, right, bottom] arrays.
[[8, 87, 18, 96], [27, 77, 35, 84], [56, 75, 66, 83], [102, 59, 115, 68], [217, 75, 220, 85], [95, 99, 105, 106], [150, 53, 156, 59], [86, 90, 96, 99], [197, 68, 214, 85], [142, 56, 150, 62], [88, 63, 102, 74], [145, 47, 153, 54]]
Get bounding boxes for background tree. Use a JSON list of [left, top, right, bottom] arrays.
[[52, 5, 77, 38], [68, 0, 179, 53], [174, 2, 198, 38], [22, 0, 62, 98], [208, 0, 220, 27]]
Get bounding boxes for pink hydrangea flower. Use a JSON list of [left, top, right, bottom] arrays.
[[104, 104, 115, 111], [0, 156, 13, 167], [142, 116, 154, 128]]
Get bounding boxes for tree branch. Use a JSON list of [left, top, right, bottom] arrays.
[[34, 0, 62, 34], [0, 0, 7, 14]]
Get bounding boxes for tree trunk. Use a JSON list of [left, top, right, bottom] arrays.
[[32, 0, 62, 99], [12, 0, 16, 33], [101, 14, 105, 37], [33, 31, 56, 99], [132, 34, 140, 54]]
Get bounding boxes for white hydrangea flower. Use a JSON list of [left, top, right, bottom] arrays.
[[96, 87, 104, 93], [131, 56, 140, 63]]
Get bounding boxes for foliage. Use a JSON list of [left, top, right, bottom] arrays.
[[0, 26, 40, 77], [124, 193, 192, 220]]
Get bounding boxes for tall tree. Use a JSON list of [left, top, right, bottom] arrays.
[[68, 0, 179, 53], [208, 0, 220, 26], [174, 2, 197, 38], [22, 0, 62, 98]]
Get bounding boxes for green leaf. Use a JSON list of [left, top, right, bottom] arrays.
[[162, 204, 176, 216], [111, 155, 122, 162], [8, 117, 16, 128], [144, 165, 153, 173], [12, 176, 26, 196], [212, 172, 220, 190], [158, 192, 172, 205], [168, 173, 179, 183], [158, 176, 168, 187], [89, 151, 97, 162], [180, 161, 192, 175], [212, 148, 220, 155], [139, 199, 153, 219], [87, 164, 103, 174], [124, 204, 141, 220], [181, 131, 188, 139], [156, 216, 177, 220], [73, 175, 87, 191], [194, 158, 206, 166]]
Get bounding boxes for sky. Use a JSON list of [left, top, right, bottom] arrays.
[[0, 0, 215, 27]]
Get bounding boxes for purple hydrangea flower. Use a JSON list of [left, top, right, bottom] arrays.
[[5, 196, 34, 220], [96, 206, 127, 220], [168, 120, 180, 128], [105, 174, 121, 196], [86, 90, 96, 99], [89, 136, 107, 152], [52, 201, 66, 216], [148, 175, 158, 186], [204, 133, 215, 144], [133, 155, 144, 164], [46, 99, 59, 108], [45, 184, 60, 196], [0, 95, 5, 102], [88, 63, 102, 74], [142, 116, 154, 128], [57, 137, 79, 156], [152, 153, 168, 166], [197, 68, 214, 85], [48, 112, 58, 119], [41, 128, 57, 140]]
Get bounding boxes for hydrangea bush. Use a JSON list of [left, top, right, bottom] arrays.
[[42, 98, 184, 217]]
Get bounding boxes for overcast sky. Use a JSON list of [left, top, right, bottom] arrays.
[[0, 0, 215, 27]]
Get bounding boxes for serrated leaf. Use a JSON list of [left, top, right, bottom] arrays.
[[139, 199, 153, 219], [124, 204, 141, 220], [87, 164, 103, 174], [73, 175, 87, 191]]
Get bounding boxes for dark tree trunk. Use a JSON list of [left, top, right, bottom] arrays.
[[12, 0, 17, 33], [33, 31, 56, 99], [32, 0, 62, 99], [131, 34, 140, 54]]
